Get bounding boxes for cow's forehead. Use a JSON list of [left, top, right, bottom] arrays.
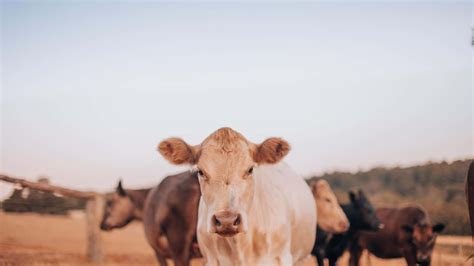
[[198, 143, 254, 177], [414, 224, 433, 238]]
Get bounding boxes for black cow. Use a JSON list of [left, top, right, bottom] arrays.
[[312, 190, 382, 266]]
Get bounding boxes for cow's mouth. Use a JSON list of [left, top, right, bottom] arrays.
[[215, 229, 240, 237]]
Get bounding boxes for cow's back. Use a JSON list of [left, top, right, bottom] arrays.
[[255, 162, 317, 263]]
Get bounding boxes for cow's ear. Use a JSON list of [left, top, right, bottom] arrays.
[[432, 223, 445, 233], [310, 181, 318, 195], [116, 180, 126, 197], [311, 179, 328, 196], [254, 137, 290, 164], [401, 224, 413, 234], [349, 191, 358, 206], [158, 138, 197, 165]]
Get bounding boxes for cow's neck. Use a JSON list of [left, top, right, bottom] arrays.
[[341, 204, 362, 234], [126, 188, 151, 220]]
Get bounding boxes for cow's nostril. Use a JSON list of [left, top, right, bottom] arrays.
[[213, 215, 221, 227], [233, 215, 241, 226]]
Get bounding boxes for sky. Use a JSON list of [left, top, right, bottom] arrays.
[[0, 1, 472, 197]]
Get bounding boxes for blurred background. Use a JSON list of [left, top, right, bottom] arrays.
[[1, 1, 472, 265]]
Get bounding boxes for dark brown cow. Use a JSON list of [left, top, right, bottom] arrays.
[[350, 205, 444, 266], [143, 171, 201, 266], [466, 161, 474, 238]]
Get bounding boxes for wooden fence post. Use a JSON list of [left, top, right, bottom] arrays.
[[86, 195, 104, 263]]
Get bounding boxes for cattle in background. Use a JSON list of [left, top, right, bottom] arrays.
[[312, 190, 382, 266], [158, 127, 316, 266], [351, 205, 444, 266], [100, 180, 150, 230], [101, 175, 201, 266], [466, 161, 474, 238], [143, 171, 201, 266], [310, 179, 349, 234]]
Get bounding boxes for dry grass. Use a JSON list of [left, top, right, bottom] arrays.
[[0, 211, 470, 266]]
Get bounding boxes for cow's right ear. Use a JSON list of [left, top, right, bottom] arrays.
[[158, 138, 197, 165], [116, 180, 126, 197], [349, 191, 358, 206], [401, 224, 413, 234]]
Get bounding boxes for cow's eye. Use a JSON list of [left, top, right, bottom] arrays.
[[248, 167, 254, 175], [197, 169, 207, 181]]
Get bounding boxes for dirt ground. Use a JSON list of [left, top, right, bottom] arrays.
[[0, 211, 471, 266]]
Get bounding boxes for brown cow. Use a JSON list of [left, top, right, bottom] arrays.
[[143, 171, 201, 266], [350, 205, 444, 266], [100, 180, 150, 230], [466, 161, 474, 238]]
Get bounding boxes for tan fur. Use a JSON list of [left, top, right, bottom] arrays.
[[158, 128, 316, 265], [311, 179, 349, 233], [255, 137, 290, 164], [158, 137, 197, 164]]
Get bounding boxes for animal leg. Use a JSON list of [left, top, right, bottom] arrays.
[[402, 249, 417, 266], [154, 250, 168, 266], [348, 243, 363, 266], [328, 256, 338, 266], [314, 249, 325, 266], [167, 225, 192, 266]]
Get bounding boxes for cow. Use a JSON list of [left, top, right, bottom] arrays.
[[158, 127, 316, 266], [100, 180, 150, 231], [466, 161, 474, 238], [350, 205, 445, 266], [312, 190, 382, 266], [143, 171, 201, 266], [310, 179, 349, 234]]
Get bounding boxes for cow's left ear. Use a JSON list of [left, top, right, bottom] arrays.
[[432, 223, 445, 233], [254, 137, 290, 164], [311, 179, 328, 196], [401, 224, 413, 234], [116, 180, 127, 197]]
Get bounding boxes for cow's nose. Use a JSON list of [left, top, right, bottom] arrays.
[[339, 220, 350, 232], [417, 255, 430, 264], [212, 211, 241, 236]]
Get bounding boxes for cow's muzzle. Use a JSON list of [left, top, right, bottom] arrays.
[[212, 211, 242, 237]]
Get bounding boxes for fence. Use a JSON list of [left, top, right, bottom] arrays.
[[0, 174, 105, 263]]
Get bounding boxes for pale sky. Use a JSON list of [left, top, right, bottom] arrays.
[[1, 1, 472, 197]]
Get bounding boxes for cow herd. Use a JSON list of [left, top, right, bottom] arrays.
[[100, 127, 447, 266]]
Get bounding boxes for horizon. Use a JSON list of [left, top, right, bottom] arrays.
[[1, 2, 473, 198]]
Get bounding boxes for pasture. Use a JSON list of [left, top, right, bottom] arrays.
[[0, 211, 470, 266]]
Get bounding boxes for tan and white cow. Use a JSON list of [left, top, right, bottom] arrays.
[[158, 127, 316, 266]]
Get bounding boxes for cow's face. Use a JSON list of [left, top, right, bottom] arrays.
[[100, 181, 135, 231], [158, 127, 289, 237], [311, 179, 349, 233], [402, 223, 444, 264], [350, 190, 383, 231]]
